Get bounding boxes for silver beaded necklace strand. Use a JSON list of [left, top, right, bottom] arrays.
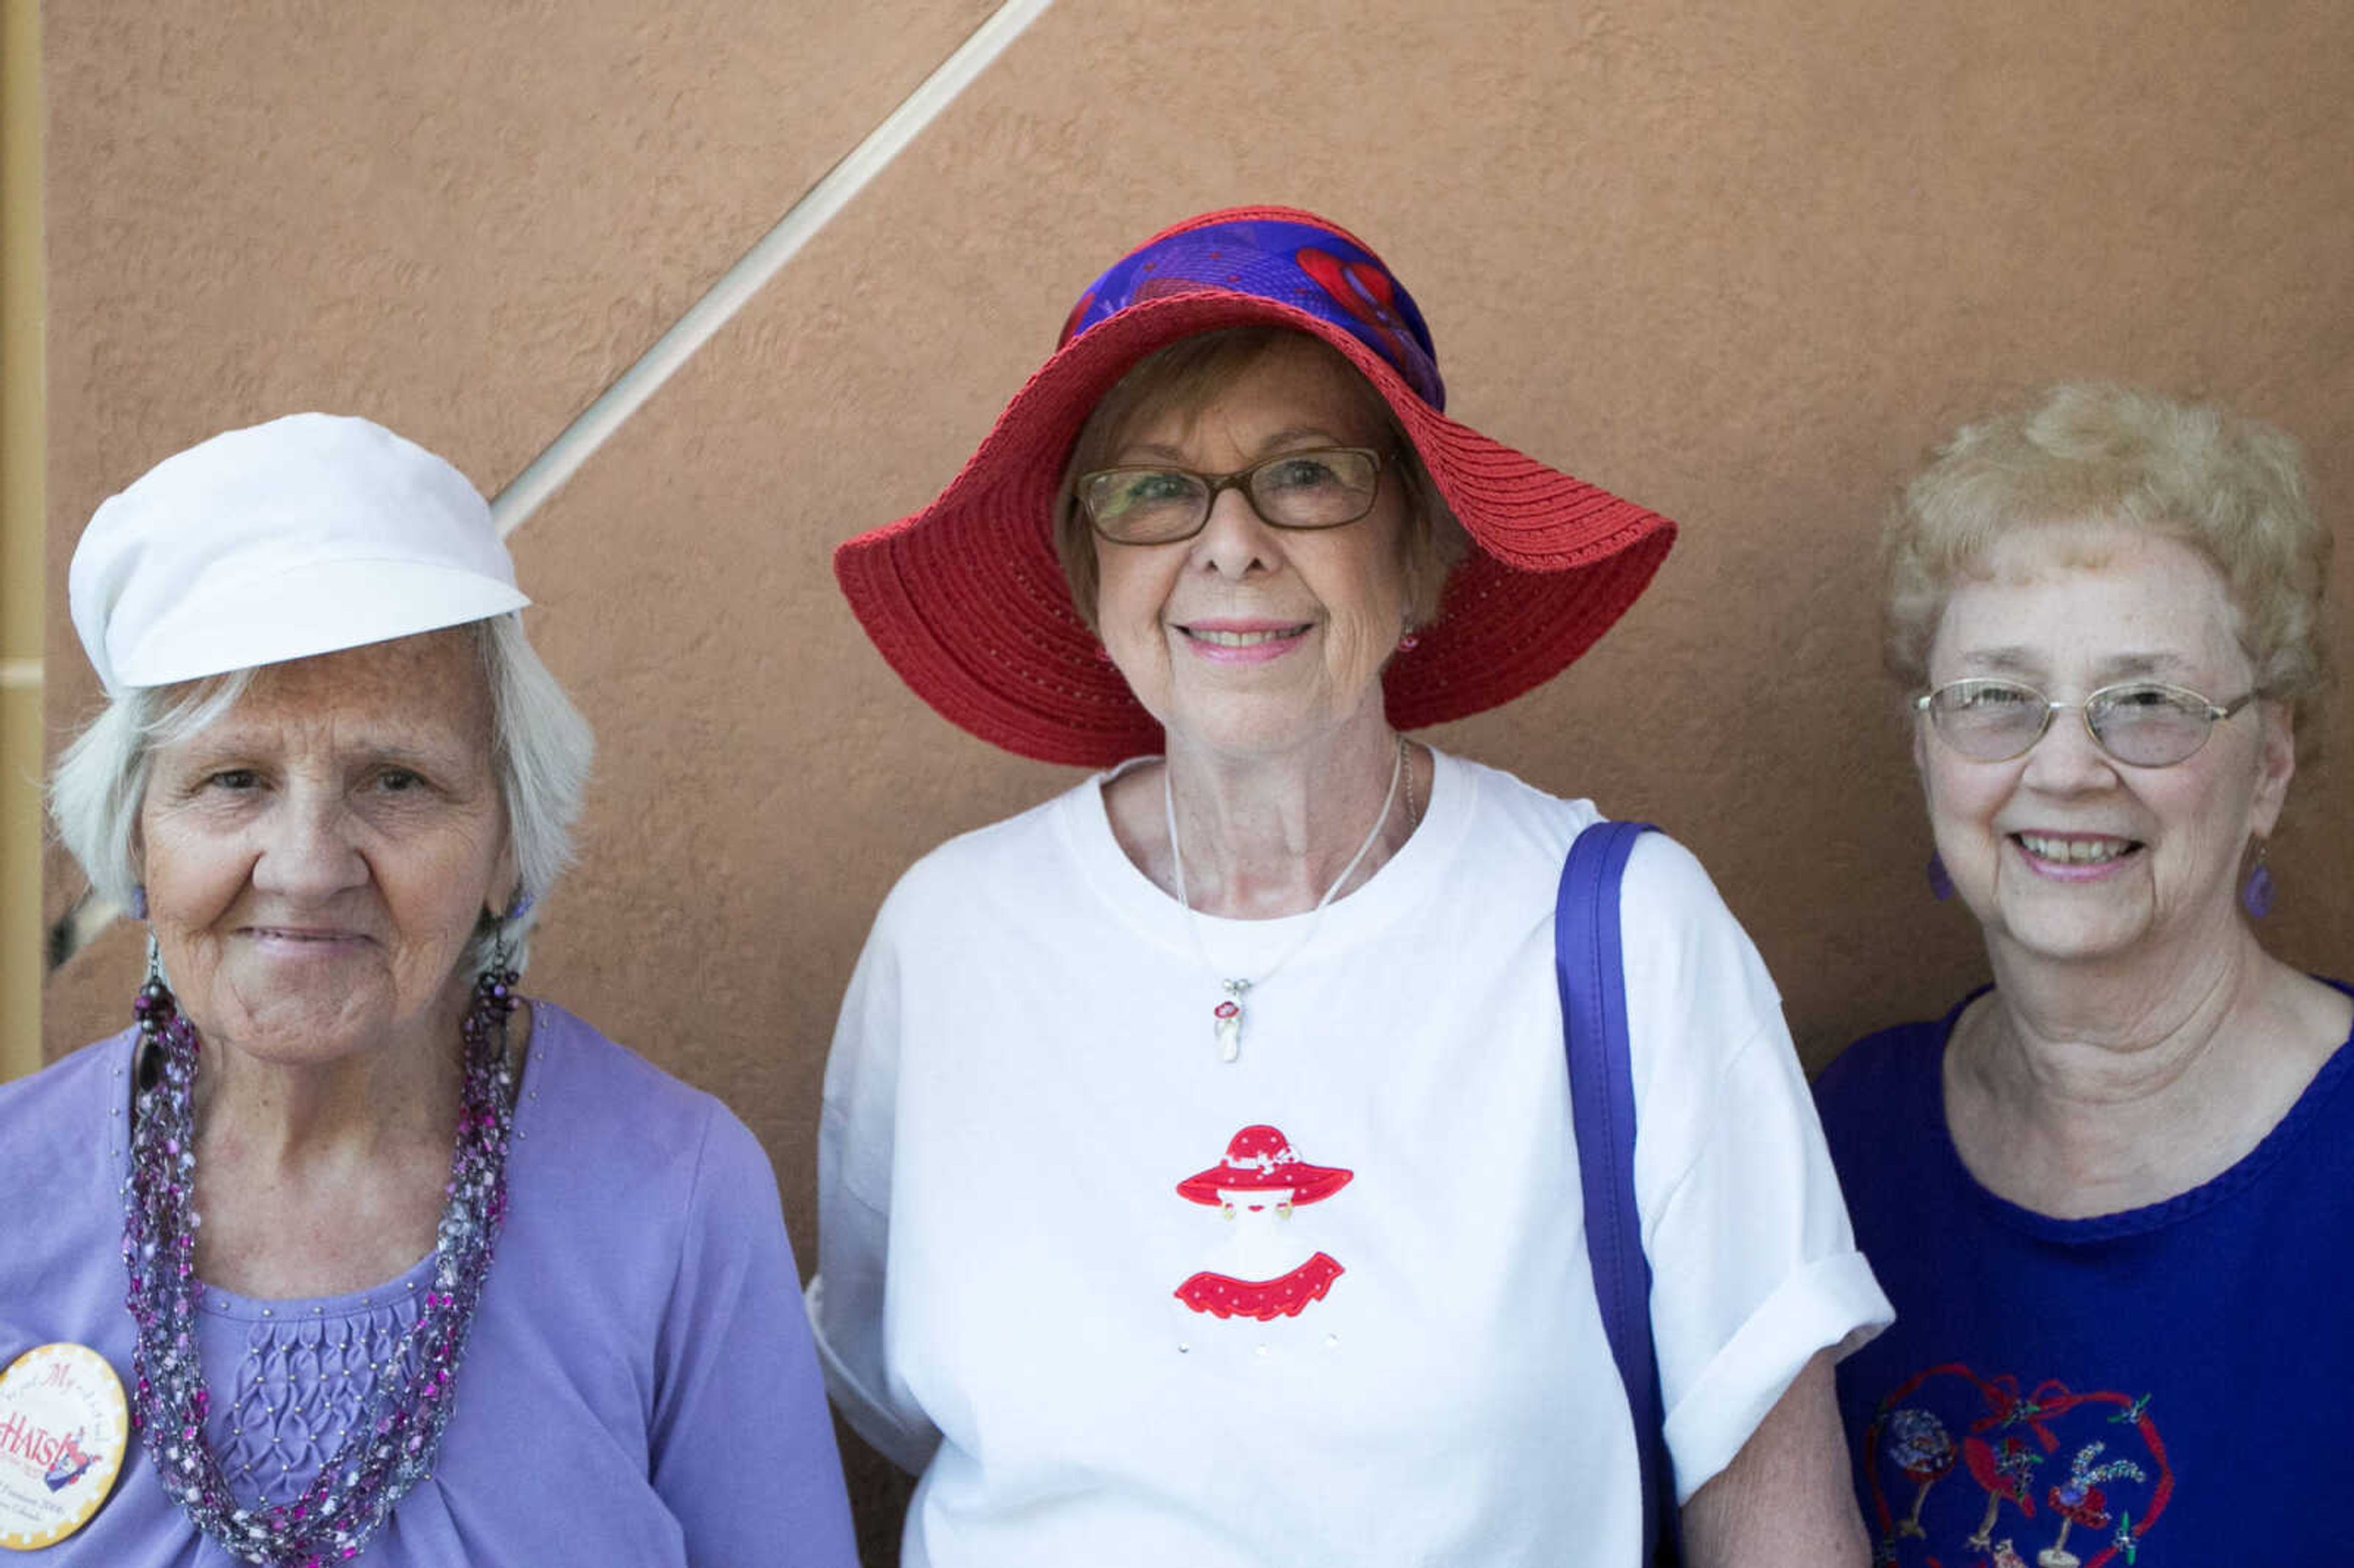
[[1164, 734, 1407, 1063]]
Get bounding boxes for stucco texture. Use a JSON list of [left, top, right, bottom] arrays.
[[40, 1, 2354, 1556]]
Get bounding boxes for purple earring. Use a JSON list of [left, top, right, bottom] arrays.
[[1925, 853, 1955, 902], [129, 884, 148, 920], [503, 891, 535, 923], [2241, 847, 2274, 919]]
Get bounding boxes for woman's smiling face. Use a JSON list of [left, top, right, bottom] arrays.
[[138, 629, 513, 1064], [1091, 336, 1412, 761], [1917, 521, 2294, 970]]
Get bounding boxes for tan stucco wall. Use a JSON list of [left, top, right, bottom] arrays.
[[36, 2, 2354, 1553]]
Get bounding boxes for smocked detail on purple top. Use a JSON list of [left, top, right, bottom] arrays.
[[200, 1259, 433, 1510]]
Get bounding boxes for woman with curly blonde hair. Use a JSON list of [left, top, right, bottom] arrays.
[[1816, 383, 2346, 1567]]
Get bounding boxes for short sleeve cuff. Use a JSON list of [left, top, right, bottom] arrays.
[[1662, 1250, 1892, 1503], [804, 1272, 942, 1476]]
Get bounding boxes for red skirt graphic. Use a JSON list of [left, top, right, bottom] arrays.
[[1175, 1253, 1345, 1321]]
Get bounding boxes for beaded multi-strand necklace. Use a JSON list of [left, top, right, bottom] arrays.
[[121, 957, 519, 1568]]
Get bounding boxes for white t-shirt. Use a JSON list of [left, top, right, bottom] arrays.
[[810, 750, 1889, 1568]]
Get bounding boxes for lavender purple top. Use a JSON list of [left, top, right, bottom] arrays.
[[0, 1001, 857, 1566]]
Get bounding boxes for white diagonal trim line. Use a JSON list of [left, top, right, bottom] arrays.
[[44, 2, 1055, 977], [490, 0, 1057, 536]]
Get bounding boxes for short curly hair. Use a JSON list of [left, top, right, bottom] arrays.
[[1885, 382, 2334, 752]]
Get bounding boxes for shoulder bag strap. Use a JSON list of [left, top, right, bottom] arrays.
[[1555, 818, 1680, 1564]]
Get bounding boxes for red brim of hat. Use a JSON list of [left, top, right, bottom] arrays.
[[835, 291, 1677, 767], [1175, 1162, 1354, 1207]]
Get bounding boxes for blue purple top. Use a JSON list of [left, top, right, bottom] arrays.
[[1814, 983, 2354, 1568], [0, 1001, 857, 1566]]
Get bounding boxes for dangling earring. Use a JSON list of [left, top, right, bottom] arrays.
[[132, 931, 175, 1078], [2241, 842, 2275, 919], [471, 892, 530, 1064], [1925, 853, 1955, 902], [486, 891, 533, 980], [129, 884, 148, 921]]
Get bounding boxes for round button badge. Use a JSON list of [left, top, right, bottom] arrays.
[[0, 1344, 129, 1550]]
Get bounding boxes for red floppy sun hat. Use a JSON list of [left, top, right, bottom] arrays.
[[1176, 1125, 1353, 1207], [833, 205, 1678, 767]]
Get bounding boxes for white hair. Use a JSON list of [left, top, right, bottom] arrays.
[[50, 615, 593, 975]]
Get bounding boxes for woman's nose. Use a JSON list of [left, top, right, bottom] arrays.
[[1191, 485, 1276, 578], [2018, 706, 2119, 791], [249, 790, 368, 900]]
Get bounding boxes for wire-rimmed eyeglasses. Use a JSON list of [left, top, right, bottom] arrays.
[[1915, 677, 2258, 767], [1073, 447, 1384, 546]]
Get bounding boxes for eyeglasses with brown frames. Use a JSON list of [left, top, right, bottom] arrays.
[[1073, 447, 1384, 546]]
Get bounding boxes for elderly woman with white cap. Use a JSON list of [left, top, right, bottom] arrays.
[[813, 207, 1890, 1566], [0, 416, 856, 1565]]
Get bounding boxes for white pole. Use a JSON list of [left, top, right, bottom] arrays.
[[491, 0, 1058, 536]]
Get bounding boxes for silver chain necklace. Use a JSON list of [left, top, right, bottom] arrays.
[[1164, 734, 1406, 1062]]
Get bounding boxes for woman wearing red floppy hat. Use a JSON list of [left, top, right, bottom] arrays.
[[813, 207, 1889, 1566]]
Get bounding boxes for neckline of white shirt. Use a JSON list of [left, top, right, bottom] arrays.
[[1063, 747, 1479, 970]]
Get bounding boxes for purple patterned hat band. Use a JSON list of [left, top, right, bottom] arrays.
[[1056, 212, 1448, 411]]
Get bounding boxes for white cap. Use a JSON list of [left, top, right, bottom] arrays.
[[69, 413, 531, 694]]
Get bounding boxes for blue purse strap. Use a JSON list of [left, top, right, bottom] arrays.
[[1555, 819, 1680, 1564]]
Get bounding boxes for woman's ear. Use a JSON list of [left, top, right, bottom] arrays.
[[2249, 699, 2297, 837], [486, 839, 522, 923], [128, 823, 148, 918]]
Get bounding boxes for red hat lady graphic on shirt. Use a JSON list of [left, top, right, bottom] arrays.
[[1174, 1125, 1353, 1322]]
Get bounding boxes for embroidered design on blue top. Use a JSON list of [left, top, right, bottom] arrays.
[[1861, 1362, 2171, 1568]]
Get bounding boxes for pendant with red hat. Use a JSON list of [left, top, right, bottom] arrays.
[[1167, 739, 1404, 1063], [1213, 991, 1244, 1062]]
